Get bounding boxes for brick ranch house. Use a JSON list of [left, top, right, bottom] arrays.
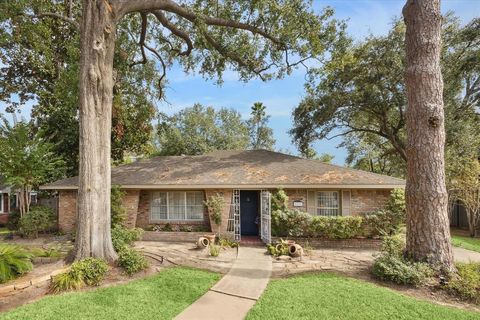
[[41, 150, 405, 243]]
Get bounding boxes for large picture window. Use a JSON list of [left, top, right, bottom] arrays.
[[151, 191, 204, 221], [316, 191, 339, 216]]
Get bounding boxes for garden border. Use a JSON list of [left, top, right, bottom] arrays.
[[271, 237, 382, 250]]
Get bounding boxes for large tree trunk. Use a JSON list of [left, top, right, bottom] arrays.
[[73, 0, 118, 261], [403, 0, 455, 271]]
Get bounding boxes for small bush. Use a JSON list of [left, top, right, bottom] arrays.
[[50, 258, 109, 293], [71, 257, 109, 286], [218, 238, 239, 248], [117, 247, 149, 276], [266, 239, 290, 257], [111, 226, 143, 252], [18, 206, 55, 238], [50, 269, 84, 293], [0, 244, 33, 283], [372, 236, 433, 286], [6, 210, 20, 231], [446, 262, 480, 303], [209, 244, 220, 257]]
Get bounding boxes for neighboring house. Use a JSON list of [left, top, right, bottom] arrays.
[[0, 181, 11, 225], [41, 150, 406, 242], [0, 177, 40, 225]]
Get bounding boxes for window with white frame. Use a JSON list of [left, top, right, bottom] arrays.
[[316, 191, 340, 216], [151, 191, 204, 221], [0, 194, 3, 213]]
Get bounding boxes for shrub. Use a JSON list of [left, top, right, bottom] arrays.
[[323, 216, 363, 239], [0, 244, 33, 283], [266, 239, 290, 257], [386, 188, 406, 215], [50, 258, 109, 293], [111, 185, 127, 228], [218, 238, 239, 248], [18, 206, 56, 238], [205, 194, 224, 226], [272, 209, 312, 237], [446, 262, 480, 303], [117, 247, 149, 276], [209, 244, 220, 257], [372, 236, 433, 286], [50, 269, 84, 293], [71, 257, 109, 286], [6, 210, 20, 231], [111, 226, 143, 252]]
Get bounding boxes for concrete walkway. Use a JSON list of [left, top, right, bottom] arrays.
[[175, 247, 272, 320], [453, 247, 480, 263]]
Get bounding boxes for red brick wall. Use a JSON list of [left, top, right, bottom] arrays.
[[282, 188, 392, 216], [350, 189, 391, 215], [58, 191, 77, 232], [58, 189, 142, 232], [285, 189, 307, 211]]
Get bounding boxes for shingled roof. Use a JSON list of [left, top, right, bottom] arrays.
[[41, 150, 405, 190]]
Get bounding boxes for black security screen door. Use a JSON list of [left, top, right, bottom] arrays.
[[240, 190, 259, 235]]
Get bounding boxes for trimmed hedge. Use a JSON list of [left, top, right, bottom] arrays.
[[270, 188, 405, 240], [271, 211, 401, 239]]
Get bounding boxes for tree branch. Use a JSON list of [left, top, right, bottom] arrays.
[[32, 12, 79, 28], [118, 0, 283, 47], [129, 13, 148, 67], [200, 30, 266, 80], [152, 10, 193, 56]]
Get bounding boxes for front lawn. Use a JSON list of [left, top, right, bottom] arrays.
[[247, 272, 479, 320], [0, 227, 9, 235], [452, 235, 480, 253], [0, 267, 220, 320]]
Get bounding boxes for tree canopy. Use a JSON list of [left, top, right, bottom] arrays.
[[247, 102, 275, 150], [0, 119, 64, 215], [155, 103, 249, 155], [0, 1, 158, 175], [291, 15, 480, 178]]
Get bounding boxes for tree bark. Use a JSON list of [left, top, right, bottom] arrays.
[[73, 0, 118, 262], [403, 0, 455, 271]]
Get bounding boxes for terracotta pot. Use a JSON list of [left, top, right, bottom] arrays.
[[204, 234, 216, 244], [289, 244, 303, 257], [197, 237, 210, 248]]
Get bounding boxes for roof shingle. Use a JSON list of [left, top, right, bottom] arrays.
[[41, 150, 405, 189]]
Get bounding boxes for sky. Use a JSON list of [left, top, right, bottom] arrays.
[[1, 0, 479, 165]]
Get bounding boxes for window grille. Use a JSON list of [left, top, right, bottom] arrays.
[[150, 191, 204, 221]]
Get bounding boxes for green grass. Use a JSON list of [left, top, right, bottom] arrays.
[[247, 272, 479, 320], [0, 227, 9, 235], [0, 267, 220, 320], [452, 235, 480, 253]]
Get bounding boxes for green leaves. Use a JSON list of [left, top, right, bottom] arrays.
[[0, 120, 65, 190], [155, 103, 249, 156]]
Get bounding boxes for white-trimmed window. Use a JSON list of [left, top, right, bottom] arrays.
[[316, 191, 340, 216], [151, 191, 204, 221], [0, 194, 3, 213]]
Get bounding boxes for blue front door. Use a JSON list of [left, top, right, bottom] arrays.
[[240, 190, 259, 235]]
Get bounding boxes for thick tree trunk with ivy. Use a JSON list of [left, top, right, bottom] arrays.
[[73, 0, 117, 261], [403, 0, 455, 271]]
